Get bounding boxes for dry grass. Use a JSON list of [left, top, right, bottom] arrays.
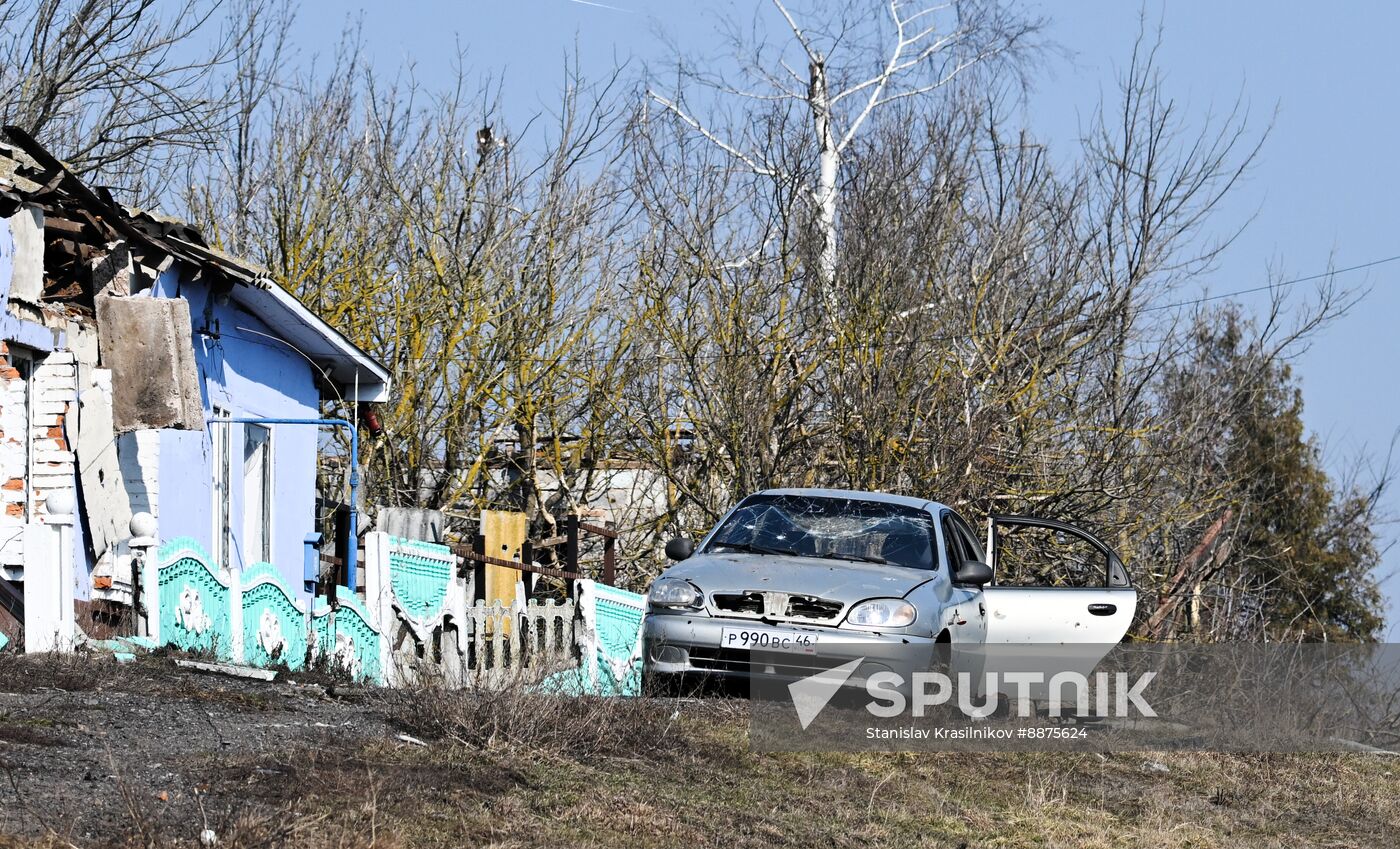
[[1, 656, 1397, 847], [192, 690, 1400, 849], [382, 682, 690, 758], [0, 652, 121, 693]]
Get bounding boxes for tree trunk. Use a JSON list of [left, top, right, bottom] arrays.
[[808, 58, 839, 303]]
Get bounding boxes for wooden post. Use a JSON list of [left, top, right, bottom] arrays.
[[481, 510, 526, 635], [564, 514, 579, 599], [602, 532, 615, 587], [520, 540, 535, 598], [471, 531, 486, 603]]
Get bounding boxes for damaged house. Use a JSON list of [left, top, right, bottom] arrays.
[[0, 128, 388, 649]]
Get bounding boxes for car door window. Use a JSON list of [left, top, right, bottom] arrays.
[[993, 523, 1108, 588], [950, 514, 986, 563], [940, 515, 966, 571]]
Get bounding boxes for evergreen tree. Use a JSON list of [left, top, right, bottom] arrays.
[[1163, 310, 1384, 640]]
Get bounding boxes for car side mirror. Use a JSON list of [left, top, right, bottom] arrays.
[[664, 537, 695, 561], [953, 559, 993, 587]]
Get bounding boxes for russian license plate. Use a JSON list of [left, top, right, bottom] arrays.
[[720, 626, 819, 653]]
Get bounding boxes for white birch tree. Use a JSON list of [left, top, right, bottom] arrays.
[[647, 0, 1039, 304]]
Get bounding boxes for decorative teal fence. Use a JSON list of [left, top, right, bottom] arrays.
[[156, 538, 234, 657], [241, 563, 309, 670], [150, 538, 374, 678], [310, 589, 382, 681], [585, 583, 647, 695], [140, 532, 644, 694], [538, 582, 645, 696]]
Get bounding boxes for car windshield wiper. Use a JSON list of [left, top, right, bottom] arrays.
[[821, 552, 888, 565], [712, 541, 802, 557]]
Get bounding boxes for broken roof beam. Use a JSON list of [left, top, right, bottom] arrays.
[[2, 125, 192, 274]]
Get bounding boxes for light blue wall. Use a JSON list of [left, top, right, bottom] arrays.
[[150, 267, 322, 600], [6, 223, 326, 603]]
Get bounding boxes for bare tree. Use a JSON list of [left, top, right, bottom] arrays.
[[154, 2, 1387, 632], [647, 0, 1038, 304], [0, 0, 250, 198]]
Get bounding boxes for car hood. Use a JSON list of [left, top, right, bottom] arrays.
[[662, 552, 934, 604]]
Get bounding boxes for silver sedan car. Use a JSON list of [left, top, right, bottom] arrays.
[[641, 487, 1135, 694], [641, 488, 991, 692]]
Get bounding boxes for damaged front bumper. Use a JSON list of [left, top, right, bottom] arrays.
[[641, 611, 938, 689]]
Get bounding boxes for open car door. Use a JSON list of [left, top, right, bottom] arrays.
[[982, 515, 1136, 645], [980, 516, 1136, 711]]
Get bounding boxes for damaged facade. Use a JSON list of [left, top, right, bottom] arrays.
[[0, 128, 388, 648]]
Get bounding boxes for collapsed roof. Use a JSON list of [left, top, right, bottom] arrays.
[[0, 126, 390, 403]]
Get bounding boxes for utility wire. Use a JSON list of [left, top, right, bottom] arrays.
[[1139, 253, 1400, 314]]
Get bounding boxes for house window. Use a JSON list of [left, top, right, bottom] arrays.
[[242, 423, 272, 564], [211, 407, 231, 567]]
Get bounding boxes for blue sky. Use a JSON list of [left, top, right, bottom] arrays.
[[292, 1, 1400, 635]]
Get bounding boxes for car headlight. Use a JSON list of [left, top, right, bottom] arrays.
[[648, 577, 703, 609], [845, 598, 916, 629]]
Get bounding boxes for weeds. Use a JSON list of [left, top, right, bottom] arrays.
[[383, 680, 682, 758], [1, 657, 1398, 847], [0, 652, 117, 693]]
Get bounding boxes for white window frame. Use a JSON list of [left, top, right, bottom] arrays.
[[241, 422, 273, 565], [211, 406, 231, 567]]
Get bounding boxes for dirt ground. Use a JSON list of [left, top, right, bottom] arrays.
[[0, 653, 403, 845], [1, 652, 1398, 848]]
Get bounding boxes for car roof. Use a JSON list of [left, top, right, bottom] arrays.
[[755, 487, 947, 513]]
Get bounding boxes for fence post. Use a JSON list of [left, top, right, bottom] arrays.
[[471, 531, 486, 603], [520, 539, 534, 599], [602, 532, 615, 587], [133, 546, 160, 644], [21, 489, 77, 652], [129, 512, 160, 644], [517, 541, 533, 668], [363, 531, 394, 685], [226, 564, 244, 664], [451, 548, 471, 683], [20, 524, 59, 652], [564, 515, 579, 599], [574, 579, 598, 691]]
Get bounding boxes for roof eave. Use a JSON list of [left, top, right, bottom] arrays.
[[230, 280, 390, 403]]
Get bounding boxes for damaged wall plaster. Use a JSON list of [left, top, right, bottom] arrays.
[[75, 368, 130, 563], [94, 294, 203, 431], [0, 342, 29, 567], [4, 206, 43, 306]]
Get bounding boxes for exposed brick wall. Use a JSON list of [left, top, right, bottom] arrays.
[[0, 340, 28, 562], [0, 345, 79, 567], [29, 352, 77, 522]]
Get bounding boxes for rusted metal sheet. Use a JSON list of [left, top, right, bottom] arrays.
[[480, 509, 526, 634]]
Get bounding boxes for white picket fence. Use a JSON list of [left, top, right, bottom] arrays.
[[362, 532, 643, 692]]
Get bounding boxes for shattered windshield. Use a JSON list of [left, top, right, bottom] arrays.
[[705, 494, 937, 570]]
